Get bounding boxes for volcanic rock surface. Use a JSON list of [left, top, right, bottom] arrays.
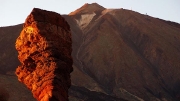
[[15, 8, 73, 101], [65, 3, 180, 101]]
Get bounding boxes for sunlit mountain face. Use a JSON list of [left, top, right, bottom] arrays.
[[1, 3, 180, 101]]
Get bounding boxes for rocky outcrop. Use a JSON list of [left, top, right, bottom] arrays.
[[15, 8, 73, 101]]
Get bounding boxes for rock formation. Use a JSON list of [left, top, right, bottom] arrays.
[[15, 8, 73, 101]]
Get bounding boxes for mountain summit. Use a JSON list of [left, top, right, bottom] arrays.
[[69, 3, 105, 15]]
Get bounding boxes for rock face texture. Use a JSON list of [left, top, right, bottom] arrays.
[[15, 8, 73, 101]]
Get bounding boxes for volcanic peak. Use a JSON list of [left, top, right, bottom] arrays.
[[69, 3, 105, 15]]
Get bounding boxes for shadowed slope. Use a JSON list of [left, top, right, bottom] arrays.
[[0, 24, 22, 74], [0, 74, 36, 101], [67, 3, 180, 101]]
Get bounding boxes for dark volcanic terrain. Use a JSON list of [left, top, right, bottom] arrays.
[[0, 3, 180, 101]]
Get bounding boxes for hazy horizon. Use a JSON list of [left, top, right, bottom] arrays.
[[0, 0, 180, 26]]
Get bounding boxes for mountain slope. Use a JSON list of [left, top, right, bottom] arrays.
[[0, 74, 36, 101], [65, 3, 180, 101], [0, 3, 180, 101], [0, 24, 22, 73]]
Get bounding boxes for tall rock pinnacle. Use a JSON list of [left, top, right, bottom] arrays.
[[15, 8, 73, 101]]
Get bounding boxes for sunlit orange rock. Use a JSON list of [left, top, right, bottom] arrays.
[[15, 8, 73, 101]]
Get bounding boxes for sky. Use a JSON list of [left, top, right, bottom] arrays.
[[0, 0, 180, 26]]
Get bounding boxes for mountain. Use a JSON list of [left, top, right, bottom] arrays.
[[0, 3, 180, 101], [0, 24, 22, 73]]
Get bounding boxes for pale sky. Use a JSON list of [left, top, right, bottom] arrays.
[[0, 0, 180, 26]]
